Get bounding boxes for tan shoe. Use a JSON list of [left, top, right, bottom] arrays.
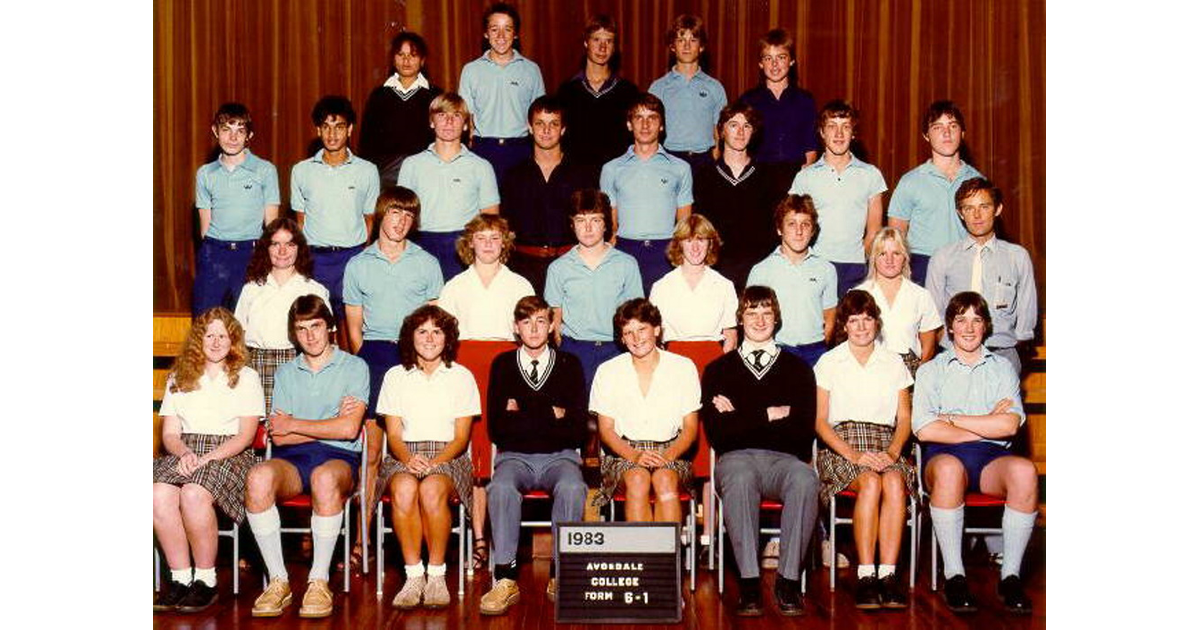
[[422, 574, 450, 609], [391, 574, 425, 610], [480, 578, 521, 615], [251, 578, 293, 617], [546, 577, 558, 602], [298, 579, 334, 618]]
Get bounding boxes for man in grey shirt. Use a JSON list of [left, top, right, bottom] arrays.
[[925, 177, 1037, 375]]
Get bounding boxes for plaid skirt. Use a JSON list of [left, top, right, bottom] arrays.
[[900, 350, 922, 380], [376, 441, 474, 522], [153, 433, 256, 523], [248, 346, 296, 413], [816, 421, 917, 505], [593, 436, 694, 507]]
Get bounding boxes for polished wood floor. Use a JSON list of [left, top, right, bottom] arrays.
[[153, 525, 1044, 629]]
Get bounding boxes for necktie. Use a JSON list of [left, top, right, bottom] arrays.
[[752, 349, 766, 370], [529, 359, 540, 383], [970, 245, 984, 293]]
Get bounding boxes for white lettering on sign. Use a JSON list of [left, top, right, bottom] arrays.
[[584, 591, 614, 601], [590, 577, 641, 587], [584, 562, 645, 571]]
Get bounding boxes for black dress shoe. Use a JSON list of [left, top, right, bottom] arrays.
[[998, 575, 1033, 614], [773, 576, 804, 616], [943, 574, 978, 613], [879, 573, 908, 609], [176, 580, 218, 613], [734, 578, 762, 616], [855, 575, 882, 610], [153, 580, 191, 612]]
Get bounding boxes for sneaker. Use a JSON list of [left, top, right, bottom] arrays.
[[998, 575, 1033, 615], [821, 540, 850, 569], [480, 578, 521, 615], [545, 577, 558, 602], [153, 580, 191, 612], [176, 580, 218, 613], [251, 578, 293, 617], [392, 574, 425, 609], [298, 580, 334, 618], [879, 573, 908, 609], [773, 576, 804, 617], [760, 539, 780, 569], [854, 575, 882, 610], [943, 574, 978, 614], [423, 574, 451, 609]]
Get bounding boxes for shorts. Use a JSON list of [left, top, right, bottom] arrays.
[[273, 441, 361, 494], [922, 441, 1011, 493]]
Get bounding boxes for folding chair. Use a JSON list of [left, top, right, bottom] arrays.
[[153, 423, 268, 595], [712, 447, 809, 595], [823, 437, 921, 591], [916, 444, 1006, 591], [374, 432, 470, 597], [262, 428, 365, 593]]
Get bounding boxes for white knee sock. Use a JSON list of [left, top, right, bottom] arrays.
[[170, 567, 193, 585], [308, 512, 344, 582], [1001, 507, 1036, 578], [929, 504, 965, 578], [193, 567, 217, 587], [247, 507, 287, 581]]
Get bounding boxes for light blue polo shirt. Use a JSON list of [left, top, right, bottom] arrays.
[[600, 146, 693, 239], [272, 348, 370, 452], [397, 145, 500, 233], [290, 149, 380, 247], [342, 241, 444, 341], [911, 347, 1025, 448], [887, 160, 984, 256], [789, 154, 888, 264], [458, 50, 546, 138], [195, 150, 280, 241], [746, 247, 837, 345], [544, 246, 644, 341], [647, 68, 727, 152]]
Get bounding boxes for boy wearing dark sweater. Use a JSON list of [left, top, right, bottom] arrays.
[[480, 296, 589, 615], [701, 285, 819, 617]]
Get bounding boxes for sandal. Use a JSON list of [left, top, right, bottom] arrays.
[[336, 543, 371, 572], [472, 538, 490, 571]]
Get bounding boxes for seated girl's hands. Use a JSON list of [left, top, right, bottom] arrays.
[[634, 450, 667, 469], [177, 451, 201, 477], [406, 454, 433, 476]]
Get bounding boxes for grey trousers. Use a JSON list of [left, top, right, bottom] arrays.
[[487, 449, 588, 566], [715, 449, 819, 581]]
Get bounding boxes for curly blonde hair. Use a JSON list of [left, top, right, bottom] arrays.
[[455, 214, 516, 265], [168, 307, 249, 394]]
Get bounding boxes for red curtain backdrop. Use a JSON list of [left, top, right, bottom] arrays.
[[155, 0, 1045, 318]]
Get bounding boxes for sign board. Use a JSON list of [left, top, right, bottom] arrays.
[[554, 522, 681, 624]]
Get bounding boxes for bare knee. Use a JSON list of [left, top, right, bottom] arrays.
[[390, 475, 419, 514], [623, 469, 651, 500], [926, 455, 967, 494], [309, 465, 348, 511], [1005, 459, 1039, 505], [418, 479, 449, 512], [881, 470, 906, 500], [650, 469, 680, 497], [153, 483, 180, 518], [180, 484, 214, 512], [244, 464, 278, 509], [857, 470, 882, 498]]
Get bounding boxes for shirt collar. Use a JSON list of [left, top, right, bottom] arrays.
[[714, 158, 757, 184], [946, 346, 998, 367], [481, 49, 527, 65], [739, 340, 778, 359], [829, 340, 884, 365], [383, 72, 430, 94], [297, 347, 347, 374], [813, 153, 865, 170], [571, 70, 621, 97], [216, 149, 261, 172], [309, 148, 357, 165], [959, 236, 997, 252], [424, 142, 468, 163]]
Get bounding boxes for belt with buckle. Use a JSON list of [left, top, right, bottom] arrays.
[[514, 244, 573, 259], [312, 245, 359, 253], [205, 238, 256, 250]]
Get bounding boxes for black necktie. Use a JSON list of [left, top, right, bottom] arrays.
[[752, 350, 766, 370], [529, 359, 540, 383]]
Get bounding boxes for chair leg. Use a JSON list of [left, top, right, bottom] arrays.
[[153, 545, 161, 592], [342, 501, 351, 593], [909, 500, 918, 589], [930, 519, 939, 591], [458, 506, 466, 597], [829, 497, 836, 592], [376, 501, 385, 598], [717, 498, 725, 594], [233, 526, 240, 595]]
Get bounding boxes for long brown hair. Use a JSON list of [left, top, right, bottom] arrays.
[[398, 304, 461, 370], [169, 307, 249, 393], [245, 217, 313, 285]]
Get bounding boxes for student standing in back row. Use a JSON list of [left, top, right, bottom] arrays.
[[649, 14, 727, 177], [359, 32, 443, 187], [459, 2, 546, 185]]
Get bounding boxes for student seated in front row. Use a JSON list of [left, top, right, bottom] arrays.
[[480, 296, 589, 614], [913, 291, 1037, 615], [591, 298, 700, 522], [153, 308, 264, 613], [700, 286, 818, 617], [376, 305, 480, 611], [244, 295, 369, 619]]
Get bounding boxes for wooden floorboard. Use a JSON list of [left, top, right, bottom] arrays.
[[153, 526, 1045, 629]]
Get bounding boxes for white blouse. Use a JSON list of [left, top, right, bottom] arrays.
[[438, 265, 535, 340], [159, 366, 265, 435], [235, 274, 331, 349], [814, 341, 913, 427], [649, 266, 739, 342], [590, 350, 701, 442], [855, 278, 942, 356], [376, 362, 481, 442]]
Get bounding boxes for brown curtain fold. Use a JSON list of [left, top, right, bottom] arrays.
[[155, 0, 1045, 320]]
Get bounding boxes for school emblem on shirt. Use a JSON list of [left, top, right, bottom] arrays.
[[660, 178, 669, 185], [243, 184, 253, 190], [509, 81, 520, 87], [808, 276, 818, 282], [348, 185, 356, 190], [699, 91, 709, 98], [453, 178, 462, 184]]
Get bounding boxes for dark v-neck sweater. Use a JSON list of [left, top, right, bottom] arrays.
[[700, 347, 817, 461], [487, 348, 589, 454]]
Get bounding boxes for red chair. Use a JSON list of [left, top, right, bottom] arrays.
[[665, 340, 726, 570], [455, 340, 518, 485], [916, 444, 1005, 591], [374, 431, 470, 597]]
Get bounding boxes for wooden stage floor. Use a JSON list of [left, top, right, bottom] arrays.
[[153, 526, 1045, 629]]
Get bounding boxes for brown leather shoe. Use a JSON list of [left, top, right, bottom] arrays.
[[298, 579, 334, 618], [251, 578, 293, 617], [480, 578, 521, 615]]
